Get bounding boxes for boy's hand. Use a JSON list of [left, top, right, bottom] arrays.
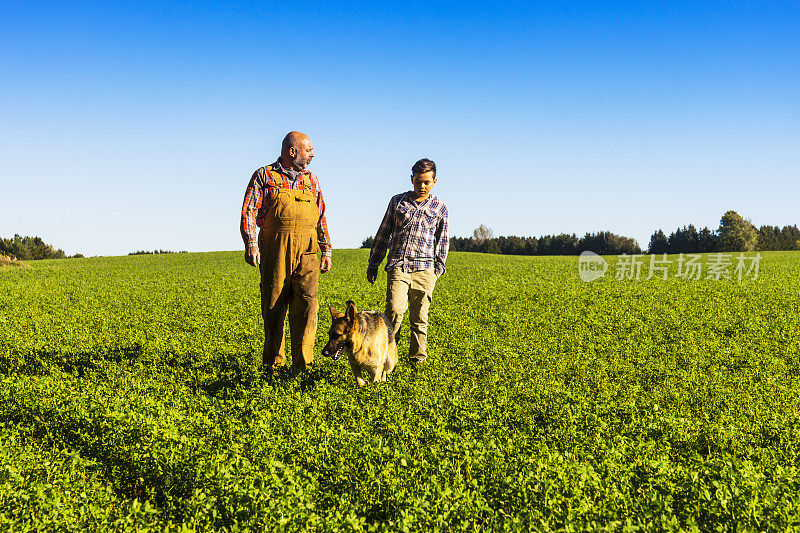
[[366, 272, 376, 285]]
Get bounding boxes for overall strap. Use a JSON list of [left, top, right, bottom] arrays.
[[267, 164, 312, 192], [301, 173, 312, 192], [266, 165, 288, 189]]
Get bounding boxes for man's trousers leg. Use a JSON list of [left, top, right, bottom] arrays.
[[261, 274, 288, 370], [288, 252, 319, 370]]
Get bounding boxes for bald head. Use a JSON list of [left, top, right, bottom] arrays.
[[279, 131, 314, 171], [281, 131, 310, 155]]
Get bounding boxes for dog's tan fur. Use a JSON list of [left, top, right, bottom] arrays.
[[322, 301, 398, 387]]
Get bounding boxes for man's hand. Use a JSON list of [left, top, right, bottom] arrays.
[[366, 272, 376, 285], [321, 255, 332, 273], [245, 246, 260, 267]]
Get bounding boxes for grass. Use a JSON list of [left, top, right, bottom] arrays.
[[1, 250, 799, 531], [0, 253, 28, 269]]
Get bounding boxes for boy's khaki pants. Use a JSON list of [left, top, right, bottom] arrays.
[[385, 267, 437, 362]]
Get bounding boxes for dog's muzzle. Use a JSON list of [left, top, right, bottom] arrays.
[[323, 345, 346, 361]]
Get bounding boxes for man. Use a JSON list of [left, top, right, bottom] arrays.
[[240, 131, 332, 371]]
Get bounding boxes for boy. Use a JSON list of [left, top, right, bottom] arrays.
[[367, 158, 449, 367]]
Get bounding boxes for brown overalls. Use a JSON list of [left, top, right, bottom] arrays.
[[258, 171, 320, 370]]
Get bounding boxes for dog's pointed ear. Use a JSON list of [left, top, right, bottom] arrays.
[[329, 305, 343, 319], [345, 300, 357, 322]]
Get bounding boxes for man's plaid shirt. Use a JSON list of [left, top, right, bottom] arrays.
[[368, 192, 449, 278], [240, 160, 331, 255]]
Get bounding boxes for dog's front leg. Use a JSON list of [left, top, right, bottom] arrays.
[[348, 357, 367, 387]]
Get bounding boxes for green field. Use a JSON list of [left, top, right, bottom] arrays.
[[2, 250, 800, 531]]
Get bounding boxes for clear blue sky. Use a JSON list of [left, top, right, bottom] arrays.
[[1, 1, 798, 256]]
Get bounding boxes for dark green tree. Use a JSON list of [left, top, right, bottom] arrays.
[[757, 225, 781, 251], [780, 225, 800, 250], [648, 230, 669, 254], [697, 226, 719, 253], [579, 232, 641, 255], [0, 234, 67, 260], [718, 211, 758, 252]]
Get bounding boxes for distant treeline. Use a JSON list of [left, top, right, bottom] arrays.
[[649, 225, 800, 253], [128, 250, 188, 255], [755, 225, 800, 251], [0, 234, 80, 260], [649, 211, 800, 254], [450, 232, 642, 255], [361, 231, 641, 255], [395, 210, 800, 257]]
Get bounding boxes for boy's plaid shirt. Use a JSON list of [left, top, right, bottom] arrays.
[[368, 192, 449, 278], [240, 161, 331, 255]]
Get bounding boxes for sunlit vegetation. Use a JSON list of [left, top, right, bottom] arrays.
[[1, 250, 799, 530]]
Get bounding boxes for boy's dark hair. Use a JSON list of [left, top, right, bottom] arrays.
[[411, 158, 436, 178]]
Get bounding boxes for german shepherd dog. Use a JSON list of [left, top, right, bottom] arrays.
[[322, 301, 398, 387]]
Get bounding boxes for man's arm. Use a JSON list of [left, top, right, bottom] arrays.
[[367, 198, 396, 283], [433, 205, 449, 278], [312, 173, 333, 273], [241, 170, 263, 266]]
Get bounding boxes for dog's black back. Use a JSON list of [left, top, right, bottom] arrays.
[[358, 310, 395, 346]]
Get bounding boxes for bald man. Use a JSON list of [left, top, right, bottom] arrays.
[[240, 132, 333, 371]]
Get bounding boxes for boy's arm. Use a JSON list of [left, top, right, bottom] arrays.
[[367, 198, 396, 279], [434, 206, 449, 278]]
